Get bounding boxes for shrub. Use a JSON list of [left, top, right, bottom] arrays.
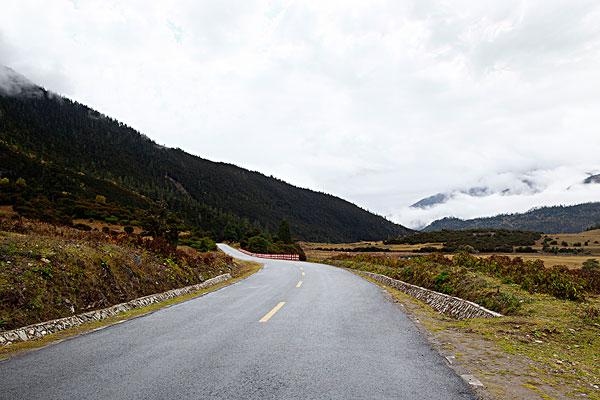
[[246, 235, 270, 253], [104, 215, 119, 223], [73, 223, 92, 231], [124, 226, 134, 234], [582, 259, 599, 271]]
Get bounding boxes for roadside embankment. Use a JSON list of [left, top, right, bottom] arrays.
[[0, 273, 231, 345], [0, 218, 237, 331], [354, 270, 501, 319]]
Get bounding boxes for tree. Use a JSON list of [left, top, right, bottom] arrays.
[[223, 222, 238, 242], [247, 235, 270, 253], [0, 177, 9, 187], [277, 219, 292, 244]]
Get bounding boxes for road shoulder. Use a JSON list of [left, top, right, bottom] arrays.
[[353, 271, 586, 400]]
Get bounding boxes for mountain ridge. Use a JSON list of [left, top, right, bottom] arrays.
[[0, 68, 411, 242], [423, 202, 600, 233]]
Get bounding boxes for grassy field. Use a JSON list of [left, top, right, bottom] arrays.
[[301, 232, 600, 269]]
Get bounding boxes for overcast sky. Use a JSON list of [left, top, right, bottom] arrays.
[[2, 0, 600, 228]]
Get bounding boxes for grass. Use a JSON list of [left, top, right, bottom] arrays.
[[351, 268, 600, 399], [0, 260, 262, 360], [0, 218, 235, 330]]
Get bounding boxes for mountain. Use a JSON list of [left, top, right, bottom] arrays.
[[410, 193, 449, 209], [410, 179, 540, 209], [424, 202, 600, 233], [583, 173, 600, 184], [0, 67, 411, 242]]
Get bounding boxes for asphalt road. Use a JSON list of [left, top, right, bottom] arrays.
[[0, 244, 476, 399]]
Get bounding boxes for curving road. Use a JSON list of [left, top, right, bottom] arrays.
[[0, 244, 475, 399]]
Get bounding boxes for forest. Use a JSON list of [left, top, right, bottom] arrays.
[[0, 87, 411, 243]]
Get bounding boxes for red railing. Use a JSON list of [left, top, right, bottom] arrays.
[[238, 248, 300, 261]]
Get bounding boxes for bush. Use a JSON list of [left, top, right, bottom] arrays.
[[186, 237, 216, 252], [73, 223, 92, 231], [124, 226, 134, 234], [246, 235, 270, 253], [515, 246, 537, 253]]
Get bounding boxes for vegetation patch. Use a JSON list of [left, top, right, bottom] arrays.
[[325, 252, 599, 312], [386, 229, 541, 253], [239, 220, 307, 260], [0, 218, 238, 330]]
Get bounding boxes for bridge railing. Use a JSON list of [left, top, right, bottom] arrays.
[[238, 248, 300, 261]]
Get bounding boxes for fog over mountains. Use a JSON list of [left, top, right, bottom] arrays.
[[397, 167, 600, 229]]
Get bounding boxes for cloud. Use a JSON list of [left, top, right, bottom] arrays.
[[0, 65, 41, 96], [1, 0, 600, 228]]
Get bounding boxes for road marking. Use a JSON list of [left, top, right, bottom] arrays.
[[300, 267, 303, 271], [296, 281, 303, 288], [259, 302, 286, 322], [301, 271, 305, 277]]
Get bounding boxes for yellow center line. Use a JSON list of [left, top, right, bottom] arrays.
[[259, 302, 286, 323], [296, 280, 303, 288]]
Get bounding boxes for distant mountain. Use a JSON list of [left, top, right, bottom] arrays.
[[0, 66, 411, 242], [410, 180, 539, 209], [410, 193, 449, 209], [583, 174, 600, 184], [424, 203, 600, 233]]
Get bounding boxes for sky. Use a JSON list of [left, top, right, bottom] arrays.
[[2, 0, 600, 228]]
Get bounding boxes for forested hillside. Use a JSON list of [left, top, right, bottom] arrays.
[[0, 70, 410, 242], [424, 203, 600, 233]]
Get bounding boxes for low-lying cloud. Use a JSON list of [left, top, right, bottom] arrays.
[[395, 166, 600, 229]]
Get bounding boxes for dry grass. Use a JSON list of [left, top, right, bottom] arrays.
[[302, 237, 600, 269], [0, 217, 234, 330]]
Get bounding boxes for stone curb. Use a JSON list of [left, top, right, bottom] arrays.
[[356, 270, 502, 319], [0, 273, 232, 346]]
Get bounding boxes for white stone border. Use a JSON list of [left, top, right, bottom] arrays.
[[356, 270, 502, 319], [0, 273, 232, 346]]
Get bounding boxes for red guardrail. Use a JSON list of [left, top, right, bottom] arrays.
[[238, 248, 300, 261]]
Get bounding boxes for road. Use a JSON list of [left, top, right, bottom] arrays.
[[0, 244, 476, 399]]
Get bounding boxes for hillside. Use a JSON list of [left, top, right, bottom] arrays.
[[0, 67, 410, 242], [424, 203, 600, 233]]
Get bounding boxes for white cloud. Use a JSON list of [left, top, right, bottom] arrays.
[[2, 0, 600, 228]]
